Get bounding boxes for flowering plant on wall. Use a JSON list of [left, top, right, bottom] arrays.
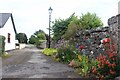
[[91, 38, 120, 79]]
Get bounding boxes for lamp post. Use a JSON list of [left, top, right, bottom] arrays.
[[48, 7, 53, 48]]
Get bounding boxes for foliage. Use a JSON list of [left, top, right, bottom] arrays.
[[64, 16, 81, 40], [29, 29, 46, 46], [37, 33, 46, 40], [79, 12, 103, 29], [34, 29, 44, 35], [16, 33, 28, 43], [52, 13, 76, 41], [57, 45, 77, 63], [91, 42, 120, 79], [52, 12, 103, 41], [29, 35, 37, 44], [42, 48, 57, 56], [0, 35, 5, 54], [77, 54, 90, 76]]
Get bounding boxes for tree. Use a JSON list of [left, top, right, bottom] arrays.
[[52, 12, 103, 41], [52, 13, 76, 41], [16, 33, 28, 43], [29, 35, 36, 44], [29, 29, 46, 45], [64, 15, 81, 40], [34, 29, 44, 35], [37, 33, 46, 40], [79, 12, 103, 29]]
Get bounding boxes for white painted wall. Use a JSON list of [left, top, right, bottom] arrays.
[[19, 44, 26, 49], [0, 17, 16, 51]]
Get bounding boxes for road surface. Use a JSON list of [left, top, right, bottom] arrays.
[[2, 45, 80, 78]]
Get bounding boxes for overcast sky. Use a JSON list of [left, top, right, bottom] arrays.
[[0, 0, 120, 38]]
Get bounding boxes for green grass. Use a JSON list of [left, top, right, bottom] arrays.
[[0, 52, 11, 58]]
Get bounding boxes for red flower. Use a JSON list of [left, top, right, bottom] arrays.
[[79, 45, 83, 50], [103, 40, 105, 43], [99, 54, 103, 59], [103, 56, 106, 59], [92, 68, 97, 73], [101, 60, 104, 64], [109, 69, 115, 75], [106, 38, 110, 43], [111, 62, 116, 68], [108, 63, 112, 67], [98, 64, 101, 68], [105, 60, 109, 64], [108, 53, 114, 58], [112, 57, 115, 61]]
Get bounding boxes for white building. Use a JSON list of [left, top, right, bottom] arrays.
[[0, 13, 17, 51]]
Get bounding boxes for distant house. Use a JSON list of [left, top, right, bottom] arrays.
[[0, 13, 17, 51]]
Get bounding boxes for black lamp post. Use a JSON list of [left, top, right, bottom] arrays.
[[48, 6, 53, 48]]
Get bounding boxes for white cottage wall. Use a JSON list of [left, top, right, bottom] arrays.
[[0, 17, 16, 51]]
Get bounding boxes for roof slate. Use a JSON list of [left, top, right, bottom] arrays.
[[0, 13, 17, 34], [0, 13, 11, 28]]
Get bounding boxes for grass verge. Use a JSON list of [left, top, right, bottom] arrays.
[[0, 52, 11, 58]]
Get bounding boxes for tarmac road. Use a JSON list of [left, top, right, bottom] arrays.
[[2, 45, 80, 78]]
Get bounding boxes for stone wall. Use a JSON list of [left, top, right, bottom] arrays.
[[108, 14, 120, 56], [51, 14, 120, 57], [51, 26, 111, 58]]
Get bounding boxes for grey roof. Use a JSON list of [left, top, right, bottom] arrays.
[[0, 13, 17, 34]]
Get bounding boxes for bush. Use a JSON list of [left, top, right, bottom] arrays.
[[90, 42, 120, 79], [57, 45, 77, 63], [42, 48, 57, 56], [0, 35, 5, 54]]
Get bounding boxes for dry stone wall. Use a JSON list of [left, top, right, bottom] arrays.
[[108, 14, 120, 56], [51, 14, 120, 57], [51, 26, 111, 58]]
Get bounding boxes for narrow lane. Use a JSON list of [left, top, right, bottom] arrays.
[[2, 45, 80, 78]]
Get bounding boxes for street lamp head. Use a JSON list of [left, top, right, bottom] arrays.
[[48, 6, 53, 14]]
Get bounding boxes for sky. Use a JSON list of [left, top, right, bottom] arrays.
[[0, 0, 120, 38]]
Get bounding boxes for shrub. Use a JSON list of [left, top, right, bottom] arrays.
[[57, 45, 77, 63], [76, 54, 91, 76], [91, 42, 120, 79], [42, 48, 57, 56]]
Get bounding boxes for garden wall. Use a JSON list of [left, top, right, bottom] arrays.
[[51, 26, 110, 58], [108, 14, 120, 57], [51, 14, 120, 57]]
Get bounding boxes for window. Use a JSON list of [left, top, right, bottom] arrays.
[[8, 33, 10, 43]]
